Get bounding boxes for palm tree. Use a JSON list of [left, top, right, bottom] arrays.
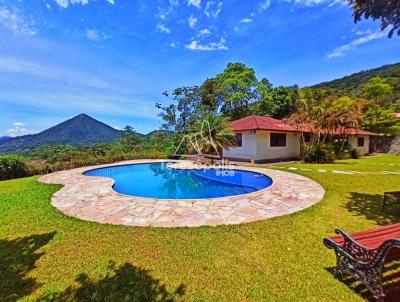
[[190, 114, 237, 158], [289, 89, 363, 162]]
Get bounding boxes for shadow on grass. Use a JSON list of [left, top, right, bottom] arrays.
[[0, 232, 56, 302], [346, 192, 400, 225], [39, 261, 186, 302], [326, 262, 400, 302]]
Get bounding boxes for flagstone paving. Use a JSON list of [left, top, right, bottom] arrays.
[[274, 166, 400, 175], [38, 159, 325, 228]]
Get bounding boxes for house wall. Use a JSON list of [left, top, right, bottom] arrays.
[[223, 130, 301, 161], [222, 131, 258, 160], [349, 135, 370, 155], [256, 130, 301, 160]]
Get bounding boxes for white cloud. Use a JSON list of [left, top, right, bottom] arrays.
[[294, 0, 324, 5], [240, 18, 253, 23], [86, 28, 111, 40], [204, 1, 222, 18], [283, 0, 326, 6], [156, 24, 171, 34], [54, 0, 69, 8], [259, 0, 271, 11], [354, 29, 372, 36], [0, 6, 37, 36], [328, 0, 347, 7], [170, 42, 177, 48], [53, 0, 115, 8], [86, 28, 99, 40], [157, 3, 177, 21], [6, 122, 31, 137], [198, 28, 212, 36], [188, 0, 201, 9], [327, 30, 387, 59], [185, 38, 228, 51], [188, 14, 197, 28], [169, 0, 180, 7]]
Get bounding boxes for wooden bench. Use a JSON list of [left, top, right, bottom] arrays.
[[323, 224, 400, 301], [383, 191, 400, 211]]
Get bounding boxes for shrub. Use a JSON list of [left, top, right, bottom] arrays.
[[349, 148, 360, 159], [333, 142, 351, 160], [0, 154, 30, 180], [303, 144, 335, 164], [2, 135, 177, 180]]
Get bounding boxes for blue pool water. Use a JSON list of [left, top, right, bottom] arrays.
[[84, 162, 273, 199]]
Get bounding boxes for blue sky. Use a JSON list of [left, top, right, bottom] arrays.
[[0, 0, 399, 136]]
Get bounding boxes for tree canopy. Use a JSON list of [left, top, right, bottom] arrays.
[[156, 62, 300, 133], [349, 0, 400, 38], [155, 62, 399, 159]]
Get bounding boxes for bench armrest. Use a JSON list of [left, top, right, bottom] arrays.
[[324, 229, 376, 262]]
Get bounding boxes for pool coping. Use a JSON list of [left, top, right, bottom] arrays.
[[84, 161, 275, 201], [38, 159, 325, 227]]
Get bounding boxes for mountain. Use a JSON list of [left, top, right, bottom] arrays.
[[312, 62, 400, 99], [0, 136, 11, 143], [0, 114, 122, 154]]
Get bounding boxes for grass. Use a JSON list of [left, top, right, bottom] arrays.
[[0, 154, 399, 301]]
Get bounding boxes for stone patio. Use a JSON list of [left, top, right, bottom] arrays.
[[38, 159, 325, 227]]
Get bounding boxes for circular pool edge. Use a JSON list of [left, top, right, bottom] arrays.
[[82, 161, 274, 201], [38, 159, 325, 228]]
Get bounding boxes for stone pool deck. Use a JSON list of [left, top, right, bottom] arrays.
[[38, 159, 325, 227]]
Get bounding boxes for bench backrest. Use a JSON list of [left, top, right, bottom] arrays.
[[331, 224, 400, 250]]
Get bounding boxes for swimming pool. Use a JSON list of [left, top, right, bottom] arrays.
[[84, 162, 273, 199]]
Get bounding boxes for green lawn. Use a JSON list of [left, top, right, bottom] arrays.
[[1, 155, 400, 301]]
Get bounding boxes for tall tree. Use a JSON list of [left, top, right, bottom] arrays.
[[119, 126, 142, 150], [362, 77, 393, 104], [214, 63, 259, 119], [290, 89, 363, 145], [250, 85, 299, 119], [156, 86, 203, 133], [349, 0, 400, 38], [362, 77, 397, 133], [269, 86, 298, 119]]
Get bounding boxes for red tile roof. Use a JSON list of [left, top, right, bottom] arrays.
[[229, 115, 377, 136], [334, 128, 378, 136], [229, 115, 298, 132]]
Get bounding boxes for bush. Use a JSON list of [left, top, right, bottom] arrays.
[[2, 135, 177, 180], [333, 142, 350, 160], [349, 148, 360, 159], [0, 154, 30, 180], [303, 144, 335, 164]]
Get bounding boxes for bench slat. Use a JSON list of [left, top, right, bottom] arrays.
[[330, 224, 400, 249]]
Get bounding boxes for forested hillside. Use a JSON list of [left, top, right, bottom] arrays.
[[313, 63, 400, 100]]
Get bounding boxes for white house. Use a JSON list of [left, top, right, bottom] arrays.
[[223, 115, 377, 163]]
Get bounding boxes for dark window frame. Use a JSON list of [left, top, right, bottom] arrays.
[[270, 133, 287, 147], [304, 134, 311, 143], [357, 137, 365, 147], [235, 133, 242, 147]]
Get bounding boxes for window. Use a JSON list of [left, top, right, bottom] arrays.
[[357, 137, 364, 147], [304, 134, 311, 143], [270, 133, 286, 147], [235, 133, 242, 147]]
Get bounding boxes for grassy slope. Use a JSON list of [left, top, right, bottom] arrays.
[[0, 155, 399, 301]]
